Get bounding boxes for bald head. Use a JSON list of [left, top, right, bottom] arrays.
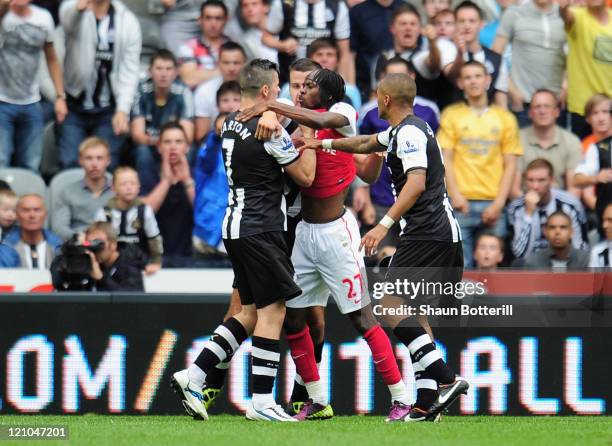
[[16, 194, 47, 232], [378, 73, 416, 106]]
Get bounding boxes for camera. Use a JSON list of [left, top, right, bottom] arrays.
[[50, 237, 105, 291]]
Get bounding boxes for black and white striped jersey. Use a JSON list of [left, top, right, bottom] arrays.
[[221, 112, 300, 240], [589, 241, 611, 267], [376, 114, 461, 242], [507, 188, 589, 259]]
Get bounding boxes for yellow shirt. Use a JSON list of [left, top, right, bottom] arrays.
[[437, 103, 523, 201], [566, 7, 612, 115]]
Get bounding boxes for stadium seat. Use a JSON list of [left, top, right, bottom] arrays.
[[0, 168, 48, 206]]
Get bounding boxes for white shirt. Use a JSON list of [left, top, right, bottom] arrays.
[[194, 75, 224, 119]]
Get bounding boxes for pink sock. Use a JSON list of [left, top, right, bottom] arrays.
[[364, 325, 402, 386]]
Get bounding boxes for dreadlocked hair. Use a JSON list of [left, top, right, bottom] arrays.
[[312, 69, 345, 109]]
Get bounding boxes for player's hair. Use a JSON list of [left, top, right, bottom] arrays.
[[79, 136, 110, 156], [112, 166, 139, 186], [454, 0, 483, 19], [219, 41, 247, 60], [311, 68, 345, 108], [524, 158, 555, 178], [86, 221, 118, 244], [546, 210, 572, 227], [433, 8, 454, 23], [150, 48, 177, 67], [216, 80, 241, 106], [584, 93, 610, 117], [201, 0, 228, 18], [0, 188, 17, 207], [159, 121, 188, 141], [307, 38, 338, 58], [475, 231, 505, 255], [391, 4, 421, 23], [239, 58, 279, 98], [378, 73, 416, 106], [460, 60, 488, 76], [531, 89, 559, 107], [289, 58, 321, 73]]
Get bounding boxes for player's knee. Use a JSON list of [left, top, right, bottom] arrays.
[[307, 318, 325, 344], [348, 307, 378, 335], [284, 307, 307, 334]]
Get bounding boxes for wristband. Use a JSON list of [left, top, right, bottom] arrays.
[[379, 214, 395, 229], [322, 139, 333, 150]]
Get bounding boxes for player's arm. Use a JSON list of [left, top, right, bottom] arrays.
[[266, 129, 316, 187], [353, 153, 384, 184], [284, 150, 316, 187], [296, 133, 387, 154], [236, 100, 349, 130]]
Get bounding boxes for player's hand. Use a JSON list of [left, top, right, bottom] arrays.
[[360, 224, 388, 256], [235, 101, 269, 122], [112, 111, 129, 135], [292, 136, 323, 153], [423, 24, 438, 42], [596, 168, 612, 184], [281, 38, 299, 55], [451, 193, 470, 214], [524, 190, 540, 215], [144, 263, 161, 275], [255, 110, 282, 140], [481, 202, 503, 226], [54, 98, 68, 124]]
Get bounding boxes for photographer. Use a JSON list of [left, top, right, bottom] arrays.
[[51, 222, 144, 291]]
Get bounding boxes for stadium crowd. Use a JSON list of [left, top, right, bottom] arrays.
[[0, 0, 610, 277]]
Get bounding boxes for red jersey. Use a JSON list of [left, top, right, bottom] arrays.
[[301, 103, 358, 199]]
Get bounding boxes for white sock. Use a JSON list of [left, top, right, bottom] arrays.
[[252, 393, 277, 411], [305, 380, 328, 406], [388, 380, 410, 405], [187, 364, 207, 388]]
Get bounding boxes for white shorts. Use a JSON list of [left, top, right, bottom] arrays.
[[287, 210, 370, 314]]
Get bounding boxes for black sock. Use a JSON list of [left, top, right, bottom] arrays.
[[251, 336, 280, 396], [204, 360, 230, 389], [194, 317, 248, 375], [314, 341, 324, 365], [393, 325, 455, 385], [412, 358, 438, 410]]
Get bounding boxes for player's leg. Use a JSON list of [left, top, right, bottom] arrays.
[[201, 287, 243, 410]]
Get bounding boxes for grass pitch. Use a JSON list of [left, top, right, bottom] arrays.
[[0, 415, 610, 446]]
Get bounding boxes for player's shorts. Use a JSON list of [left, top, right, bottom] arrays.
[[287, 210, 370, 314], [386, 238, 464, 305], [224, 232, 301, 309]]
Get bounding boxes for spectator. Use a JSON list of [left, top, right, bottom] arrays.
[[559, 0, 612, 139], [268, 0, 354, 85], [52, 137, 114, 241], [454, 1, 508, 108], [0, 188, 17, 242], [143, 122, 195, 264], [589, 203, 612, 267], [51, 221, 144, 291], [59, 0, 142, 170], [215, 81, 241, 115], [349, 0, 404, 100], [95, 166, 163, 275], [513, 89, 582, 197], [492, 0, 566, 127], [178, 0, 229, 89], [225, 0, 278, 63], [358, 56, 440, 248], [193, 112, 229, 253], [423, 0, 450, 23], [307, 38, 361, 110], [0, 241, 19, 267], [479, 0, 515, 50], [433, 9, 455, 39], [193, 42, 246, 141], [131, 49, 195, 193], [508, 158, 588, 260], [280, 58, 322, 104], [0, 0, 66, 171], [473, 232, 504, 270], [518, 211, 589, 269], [582, 94, 611, 153], [4, 194, 62, 269], [374, 4, 457, 107], [574, 134, 612, 238], [154, 0, 206, 56], [438, 61, 522, 267]]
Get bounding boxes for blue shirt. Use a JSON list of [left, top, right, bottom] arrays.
[[359, 98, 440, 207], [193, 131, 230, 249], [0, 243, 19, 267]]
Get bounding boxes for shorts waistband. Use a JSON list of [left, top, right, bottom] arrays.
[[299, 208, 351, 229]]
